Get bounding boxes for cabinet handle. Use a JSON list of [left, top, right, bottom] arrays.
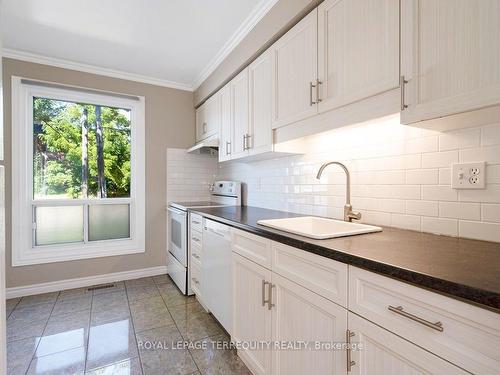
[[242, 134, 247, 150], [192, 220, 200, 225], [388, 305, 444, 332], [203, 122, 207, 133], [246, 134, 252, 149], [346, 330, 356, 372], [226, 141, 231, 155], [192, 237, 200, 242], [400, 75, 409, 111], [192, 277, 200, 285], [192, 253, 200, 259], [316, 79, 322, 103], [267, 283, 275, 310], [309, 81, 317, 106], [262, 280, 269, 307]]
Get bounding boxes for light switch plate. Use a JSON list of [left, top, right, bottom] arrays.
[[451, 162, 486, 189]]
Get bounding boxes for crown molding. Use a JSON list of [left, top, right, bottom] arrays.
[[2, 48, 194, 92], [192, 0, 279, 90]]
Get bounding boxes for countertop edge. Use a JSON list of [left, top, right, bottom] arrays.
[[190, 209, 500, 313]]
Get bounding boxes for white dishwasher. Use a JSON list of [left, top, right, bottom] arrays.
[[202, 218, 232, 334]]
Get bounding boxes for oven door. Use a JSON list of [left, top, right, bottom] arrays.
[[167, 206, 187, 267]]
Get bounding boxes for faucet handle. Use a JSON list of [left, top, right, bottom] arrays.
[[350, 211, 361, 221]]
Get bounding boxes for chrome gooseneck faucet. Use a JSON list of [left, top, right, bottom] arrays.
[[316, 161, 361, 222]]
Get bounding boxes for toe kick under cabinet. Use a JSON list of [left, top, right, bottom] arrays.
[[228, 227, 500, 375]]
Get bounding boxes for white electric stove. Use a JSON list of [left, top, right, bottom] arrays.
[[166, 181, 241, 295]]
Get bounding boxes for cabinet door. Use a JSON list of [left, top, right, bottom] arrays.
[[248, 50, 273, 156], [231, 69, 250, 159], [195, 104, 206, 142], [204, 93, 219, 138], [271, 9, 318, 129], [317, 0, 399, 112], [348, 313, 468, 375], [401, 0, 500, 124], [271, 273, 347, 375], [232, 252, 272, 375], [219, 84, 232, 162]]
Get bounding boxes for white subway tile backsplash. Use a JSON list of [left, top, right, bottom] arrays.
[[439, 202, 481, 220], [481, 123, 500, 146], [459, 185, 500, 203], [439, 128, 481, 151], [167, 121, 499, 242], [460, 145, 500, 163], [459, 220, 500, 242], [391, 214, 421, 231], [406, 169, 439, 185], [482, 204, 500, 223], [421, 150, 458, 168], [406, 200, 439, 217], [421, 217, 458, 236], [438, 168, 451, 185], [421, 185, 457, 201]]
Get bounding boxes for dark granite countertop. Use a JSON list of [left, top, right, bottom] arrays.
[[190, 205, 500, 312]]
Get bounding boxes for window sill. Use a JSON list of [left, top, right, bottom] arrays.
[[12, 239, 145, 266]]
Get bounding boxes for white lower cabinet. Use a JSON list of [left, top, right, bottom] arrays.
[[230, 233, 498, 375], [271, 273, 347, 375], [348, 313, 467, 375], [232, 252, 273, 375]]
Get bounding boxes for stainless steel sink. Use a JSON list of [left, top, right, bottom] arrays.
[[257, 216, 382, 239]]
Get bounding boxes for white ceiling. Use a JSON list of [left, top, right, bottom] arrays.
[[2, 0, 277, 91]]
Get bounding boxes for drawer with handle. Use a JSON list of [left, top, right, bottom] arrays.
[[191, 230, 202, 246], [190, 260, 202, 295], [191, 242, 202, 267], [190, 213, 203, 232], [349, 266, 500, 375]]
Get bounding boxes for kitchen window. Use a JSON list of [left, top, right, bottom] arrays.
[[11, 77, 145, 266]]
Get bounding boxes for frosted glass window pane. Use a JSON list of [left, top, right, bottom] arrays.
[[35, 206, 84, 246], [89, 204, 130, 241]]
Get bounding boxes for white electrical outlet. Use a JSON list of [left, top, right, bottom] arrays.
[[451, 162, 486, 189]]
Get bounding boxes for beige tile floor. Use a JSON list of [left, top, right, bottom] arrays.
[[6, 275, 252, 375]]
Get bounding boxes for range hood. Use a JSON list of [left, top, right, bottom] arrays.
[[187, 135, 219, 154]]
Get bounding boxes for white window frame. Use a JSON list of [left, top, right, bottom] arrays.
[[11, 77, 145, 266]]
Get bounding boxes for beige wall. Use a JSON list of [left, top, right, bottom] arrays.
[[3, 58, 194, 288], [194, 0, 319, 106]]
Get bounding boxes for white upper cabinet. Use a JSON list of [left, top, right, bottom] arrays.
[[195, 104, 206, 142], [248, 50, 273, 156], [218, 84, 232, 162], [401, 0, 500, 124], [271, 9, 318, 129], [230, 69, 250, 159], [317, 0, 400, 112], [204, 93, 220, 137], [195, 94, 219, 142]]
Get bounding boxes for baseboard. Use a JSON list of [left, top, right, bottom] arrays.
[[6, 265, 167, 299]]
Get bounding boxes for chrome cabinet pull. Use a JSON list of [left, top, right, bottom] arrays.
[[192, 220, 200, 225], [316, 79, 322, 103], [242, 134, 247, 150], [267, 283, 275, 310], [203, 122, 207, 133], [192, 277, 200, 285], [262, 280, 270, 307], [246, 134, 252, 150], [192, 253, 200, 259], [225, 141, 231, 155], [400, 75, 409, 111], [388, 305, 444, 332], [346, 330, 356, 372], [309, 81, 317, 106], [191, 237, 200, 242]]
